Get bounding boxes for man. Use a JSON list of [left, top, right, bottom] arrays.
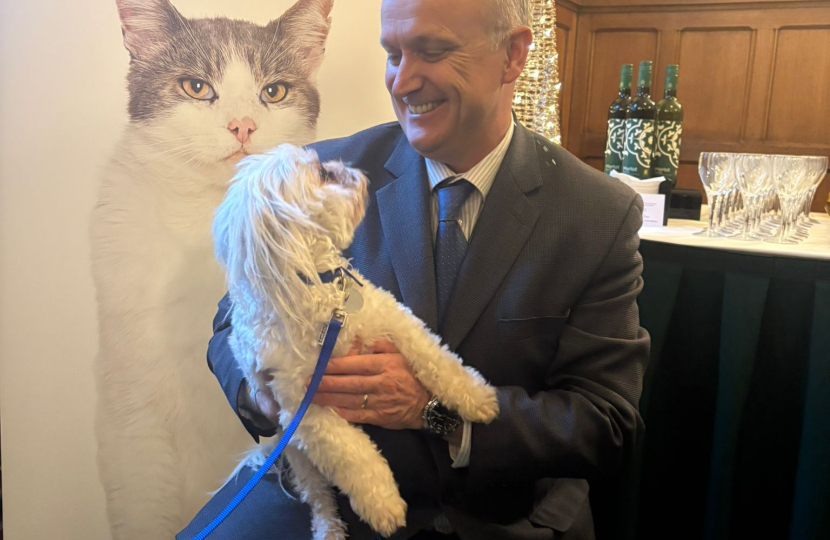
[[180, 0, 649, 538]]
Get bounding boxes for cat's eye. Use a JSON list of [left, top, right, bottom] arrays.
[[261, 83, 289, 104], [181, 79, 215, 101]]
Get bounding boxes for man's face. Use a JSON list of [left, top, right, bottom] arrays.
[[381, 0, 508, 169]]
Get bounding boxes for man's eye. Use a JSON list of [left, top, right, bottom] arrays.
[[422, 50, 446, 62], [387, 53, 401, 66]]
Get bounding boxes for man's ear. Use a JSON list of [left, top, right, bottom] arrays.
[[503, 26, 533, 85]]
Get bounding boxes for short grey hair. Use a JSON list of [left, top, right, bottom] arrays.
[[484, 0, 531, 48]]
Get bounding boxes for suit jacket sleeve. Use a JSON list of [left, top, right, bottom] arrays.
[[207, 293, 275, 442], [466, 195, 650, 491]]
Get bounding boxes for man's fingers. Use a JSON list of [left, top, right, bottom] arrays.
[[371, 339, 398, 354], [324, 354, 384, 376], [311, 392, 368, 409], [315, 374, 380, 394]]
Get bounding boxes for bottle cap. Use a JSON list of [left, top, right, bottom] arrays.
[[620, 64, 633, 90], [665, 64, 679, 93], [638, 61, 653, 88]]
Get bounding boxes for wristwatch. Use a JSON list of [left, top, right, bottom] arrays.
[[421, 397, 462, 437]]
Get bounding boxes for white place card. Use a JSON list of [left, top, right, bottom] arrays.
[[641, 194, 666, 227]]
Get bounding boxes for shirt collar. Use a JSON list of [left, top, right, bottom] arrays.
[[425, 121, 515, 199]]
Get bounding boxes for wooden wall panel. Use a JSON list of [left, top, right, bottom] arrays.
[[555, 2, 580, 147], [559, 0, 830, 211], [555, 26, 570, 83], [766, 26, 830, 145], [582, 0, 811, 7], [678, 28, 754, 141]]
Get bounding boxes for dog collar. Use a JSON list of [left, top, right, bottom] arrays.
[[318, 267, 363, 288], [297, 267, 363, 292], [298, 266, 364, 315]]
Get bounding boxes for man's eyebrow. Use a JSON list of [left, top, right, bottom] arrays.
[[380, 35, 459, 50], [411, 36, 458, 48]]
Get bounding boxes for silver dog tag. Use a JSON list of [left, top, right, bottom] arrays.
[[343, 289, 364, 314]]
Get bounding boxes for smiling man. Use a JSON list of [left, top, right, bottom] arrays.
[[382, 0, 517, 173], [182, 1, 649, 539]]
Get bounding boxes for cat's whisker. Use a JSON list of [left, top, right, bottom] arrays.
[[112, 147, 200, 167], [181, 154, 205, 167], [140, 136, 203, 148]]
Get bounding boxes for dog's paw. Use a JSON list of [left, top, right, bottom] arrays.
[[319, 528, 347, 540], [351, 490, 407, 537], [311, 514, 348, 540], [456, 383, 500, 423]]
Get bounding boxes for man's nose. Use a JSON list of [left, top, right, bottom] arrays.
[[227, 116, 257, 144], [390, 55, 423, 99]]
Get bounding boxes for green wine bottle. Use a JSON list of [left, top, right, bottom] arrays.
[[652, 65, 683, 185], [603, 64, 633, 175], [622, 61, 656, 179]]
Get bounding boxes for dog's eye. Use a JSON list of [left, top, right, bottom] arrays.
[[320, 167, 332, 183]]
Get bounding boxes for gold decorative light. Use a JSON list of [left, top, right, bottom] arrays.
[[513, 0, 561, 144]]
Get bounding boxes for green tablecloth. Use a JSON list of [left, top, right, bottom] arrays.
[[617, 240, 830, 540]]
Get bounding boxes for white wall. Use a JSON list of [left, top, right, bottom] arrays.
[[0, 1, 394, 538]]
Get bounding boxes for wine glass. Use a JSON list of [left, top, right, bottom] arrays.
[[696, 152, 736, 237], [733, 154, 770, 240], [765, 155, 811, 244], [803, 156, 828, 225]]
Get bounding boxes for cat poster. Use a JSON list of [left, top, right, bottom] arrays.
[[0, 0, 394, 539], [91, 1, 344, 537]]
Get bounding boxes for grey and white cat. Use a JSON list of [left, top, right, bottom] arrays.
[[91, 0, 333, 538]]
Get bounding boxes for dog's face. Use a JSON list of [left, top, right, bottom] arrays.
[[214, 144, 368, 285], [315, 157, 369, 250], [214, 143, 369, 326]]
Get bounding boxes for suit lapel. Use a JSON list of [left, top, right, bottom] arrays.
[[376, 136, 439, 332], [440, 124, 543, 350]]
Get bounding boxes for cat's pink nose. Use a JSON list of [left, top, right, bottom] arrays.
[[227, 116, 257, 144]]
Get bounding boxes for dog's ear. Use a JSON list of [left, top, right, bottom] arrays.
[[213, 146, 319, 326]]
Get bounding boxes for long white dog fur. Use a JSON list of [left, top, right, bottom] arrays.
[[212, 144, 500, 539]]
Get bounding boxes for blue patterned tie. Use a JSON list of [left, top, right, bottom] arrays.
[[434, 178, 475, 327]]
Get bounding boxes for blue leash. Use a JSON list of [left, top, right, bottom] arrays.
[[189, 310, 346, 540]]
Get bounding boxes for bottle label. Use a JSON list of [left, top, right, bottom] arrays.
[[622, 119, 655, 179], [603, 118, 626, 174], [652, 120, 683, 183]]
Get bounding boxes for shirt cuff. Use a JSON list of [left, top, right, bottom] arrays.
[[449, 420, 471, 468]]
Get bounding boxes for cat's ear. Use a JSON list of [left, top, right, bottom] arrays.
[[116, 0, 185, 61], [268, 0, 334, 77]]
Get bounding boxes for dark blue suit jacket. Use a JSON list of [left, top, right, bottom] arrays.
[[205, 121, 650, 540]]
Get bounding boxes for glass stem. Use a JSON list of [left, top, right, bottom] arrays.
[[780, 201, 792, 240], [753, 196, 763, 235], [709, 194, 721, 232], [742, 199, 752, 237]]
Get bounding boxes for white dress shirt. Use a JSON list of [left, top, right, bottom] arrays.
[[424, 121, 515, 469]]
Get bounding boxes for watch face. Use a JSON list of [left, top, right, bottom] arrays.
[[426, 401, 461, 436]]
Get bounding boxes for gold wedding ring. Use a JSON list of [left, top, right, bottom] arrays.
[[361, 393, 369, 409]]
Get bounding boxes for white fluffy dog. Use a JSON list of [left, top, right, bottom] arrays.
[[212, 144, 500, 539]]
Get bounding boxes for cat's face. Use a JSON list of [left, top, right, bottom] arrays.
[[117, 0, 333, 166]]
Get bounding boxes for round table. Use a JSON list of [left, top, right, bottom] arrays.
[[616, 211, 830, 540]]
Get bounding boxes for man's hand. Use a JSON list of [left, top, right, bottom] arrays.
[[309, 339, 430, 430]]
